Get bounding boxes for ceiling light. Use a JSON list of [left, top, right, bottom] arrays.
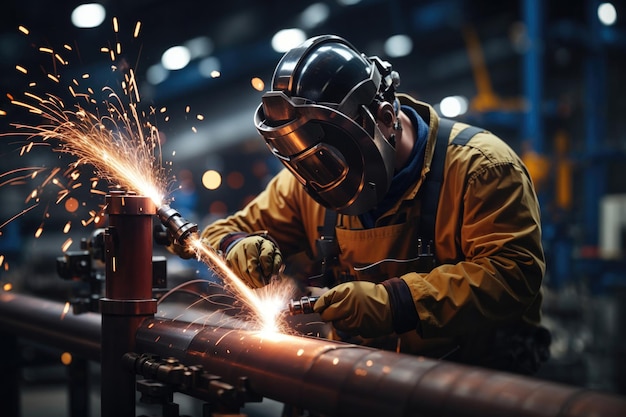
[[299, 3, 330, 29], [71, 3, 106, 29], [146, 64, 169, 85], [185, 36, 214, 59], [384, 34, 413, 58], [271, 29, 306, 53], [598, 3, 617, 26], [161, 46, 191, 70], [439, 96, 468, 118]]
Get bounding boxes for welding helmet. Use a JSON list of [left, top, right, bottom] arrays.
[[254, 35, 400, 215]]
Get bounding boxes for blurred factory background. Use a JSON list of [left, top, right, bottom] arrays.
[[0, 0, 626, 415]]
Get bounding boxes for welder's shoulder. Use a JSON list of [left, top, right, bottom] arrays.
[[448, 128, 522, 167]]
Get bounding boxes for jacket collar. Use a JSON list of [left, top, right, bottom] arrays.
[[396, 94, 440, 201]]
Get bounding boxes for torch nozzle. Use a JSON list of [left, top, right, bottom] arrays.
[[157, 205, 198, 245], [288, 296, 319, 315]]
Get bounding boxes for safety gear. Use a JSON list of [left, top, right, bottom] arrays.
[[225, 235, 283, 288], [200, 97, 545, 360], [254, 34, 400, 215], [313, 281, 394, 338]]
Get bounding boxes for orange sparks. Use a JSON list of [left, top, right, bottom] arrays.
[[133, 21, 142, 38], [3, 283, 12, 292], [189, 237, 296, 333], [61, 302, 71, 320], [61, 238, 72, 252]]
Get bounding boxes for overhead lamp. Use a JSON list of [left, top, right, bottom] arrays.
[[71, 3, 106, 29], [439, 95, 468, 118], [161, 45, 191, 71], [598, 2, 617, 26], [299, 3, 330, 29], [271, 29, 306, 53], [384, 34, 413, 58]]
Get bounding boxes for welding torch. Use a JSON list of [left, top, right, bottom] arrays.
[[157, 206, 319, 317], [156, 204, 198, 245], [287, 295, 319, 315]]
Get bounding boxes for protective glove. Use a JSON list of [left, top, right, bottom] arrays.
[[313, 278, 420, 338], [313, 281, 394, 338], [225, 234, 283, 288]]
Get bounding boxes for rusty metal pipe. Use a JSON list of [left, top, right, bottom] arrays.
[[136, 317, 626, 417]]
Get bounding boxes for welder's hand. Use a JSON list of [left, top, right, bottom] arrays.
[[313, 281, 393, 338], [225, 235, 283, 288]]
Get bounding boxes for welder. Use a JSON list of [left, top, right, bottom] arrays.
[[170, 34, 550, 375]]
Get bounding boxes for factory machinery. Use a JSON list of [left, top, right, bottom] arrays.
[[1, 191, 625, 417]]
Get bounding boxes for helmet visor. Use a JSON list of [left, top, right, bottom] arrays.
[[275, 142, 348, 191]]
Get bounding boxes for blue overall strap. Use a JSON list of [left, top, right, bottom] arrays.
[[419, 119, 485, 242], [452, 125, 485, 146], [419, 118, 454, 242]]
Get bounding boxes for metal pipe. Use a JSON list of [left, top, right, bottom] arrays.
[[136, 317, 626, 417], [1, 292, 625, 416], [0, 292, 101, 361], [101, 191, 157, 417]]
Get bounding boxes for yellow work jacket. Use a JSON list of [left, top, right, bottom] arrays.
[[200, 96, 545, 360]]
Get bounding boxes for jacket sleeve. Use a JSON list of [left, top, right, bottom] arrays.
[[401, 138, 545, 339], [199, 169, 309, 257]]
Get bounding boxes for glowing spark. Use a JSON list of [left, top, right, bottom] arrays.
[[61, 302, 71, 320], [113, 17, 119, 33], [61, 352, 72, 365], [0, 110, 6, 116], [133, 22, 141, 38], [15, 65, 27, 74], [34, 226, 43, 238], [62, 238, 72, 252], [3, 283, 12, 291], [0, 205, 38, 229], [63, 221, 71, 233], [18, 26, 29, 35], [189, 237, 296, 333]]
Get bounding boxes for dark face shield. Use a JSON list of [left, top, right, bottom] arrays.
[[255, 91, 395, 215]]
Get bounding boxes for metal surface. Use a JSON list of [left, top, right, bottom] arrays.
[[101, 191, 157, 417], [0, 292, 101, 360], [157, 204, 199, 245], [288, 295, 319, 315], [136, 316, 626, 417], [1, 290, 626, 416]]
